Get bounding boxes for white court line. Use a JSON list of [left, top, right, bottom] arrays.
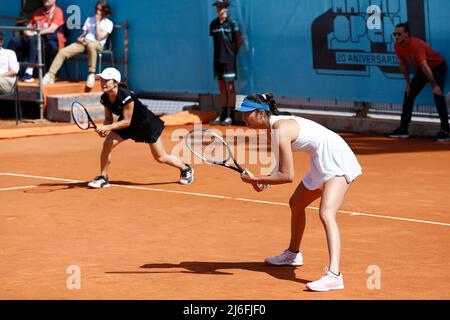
[[1, 172, 450, 227], [0, 185, 37, 192]]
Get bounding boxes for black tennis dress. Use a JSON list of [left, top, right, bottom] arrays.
[[100, 87, 165, 144]]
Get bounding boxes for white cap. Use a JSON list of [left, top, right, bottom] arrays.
[[96, 67, 121, 83]]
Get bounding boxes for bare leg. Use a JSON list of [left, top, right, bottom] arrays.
[[218, 80, 228, 109], [149, 136, 187, 170], [100, 131, 125, 177], [226, 81, 236, 108], [319, 176, 351, 275], [288, 182, 322, 252]]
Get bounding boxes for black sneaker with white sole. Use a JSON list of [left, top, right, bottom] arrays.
[[433, 130, 450, 142], [210, 116, 222, 125], [88, 176, 110, 188], [388, 127, 409, 139], [180, 165, 194, 185]]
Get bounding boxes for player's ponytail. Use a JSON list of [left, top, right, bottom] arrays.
[[257, 92, 291, 116], [242, 93, 291, 116]]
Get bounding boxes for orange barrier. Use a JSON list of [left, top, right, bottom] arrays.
[[18, 80, 102, 112], [160, 110, 217, 126]]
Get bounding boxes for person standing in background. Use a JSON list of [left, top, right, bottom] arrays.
[[388, 22, 449, 142], [209, 0, 242, 126]]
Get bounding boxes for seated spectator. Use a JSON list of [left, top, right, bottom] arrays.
[[0, 32, 20, 94], [8, 0, 66, 82], [16, 0, 44, 27], [43, 1, 113, 89]]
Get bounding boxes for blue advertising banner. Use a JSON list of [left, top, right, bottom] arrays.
[[1, 0, 448, 105]]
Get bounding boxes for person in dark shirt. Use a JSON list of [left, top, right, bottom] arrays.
[[209, 0, 242, 126], [87, 67, 194, 188], [388, 22, 449, 142]]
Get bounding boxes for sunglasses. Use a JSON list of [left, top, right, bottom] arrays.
[[393, 32, 404, 37]]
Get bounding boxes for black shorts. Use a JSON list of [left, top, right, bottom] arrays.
[[115, 114, 165, 144], [214, 61, 237, 81]]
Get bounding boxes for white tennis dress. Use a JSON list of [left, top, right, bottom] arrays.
[[270, 115, 362, 190]]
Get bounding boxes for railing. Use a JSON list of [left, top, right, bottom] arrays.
[[114, 20, 128, 84], [0, 19, 129, 120], [0, 23, 45, 119]]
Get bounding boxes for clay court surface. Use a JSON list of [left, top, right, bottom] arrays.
[[1, 124, 449, 300]]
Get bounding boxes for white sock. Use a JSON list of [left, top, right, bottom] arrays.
[[25, 67, 33, 75]]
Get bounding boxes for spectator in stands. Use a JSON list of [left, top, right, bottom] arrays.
[[42, 1, 113, 89], [16, 0, 44, 27], [388, 22, 449, 142], [0, 32, 20, 94], [209, 0, 242, 126], [7, 0, 66, 83]]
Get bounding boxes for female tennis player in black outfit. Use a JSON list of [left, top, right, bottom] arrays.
[[88, 67, 194, 188]]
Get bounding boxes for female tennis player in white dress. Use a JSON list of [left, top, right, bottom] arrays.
[[237, 93, 362, 292]]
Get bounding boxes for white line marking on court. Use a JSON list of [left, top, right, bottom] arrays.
[[1, 172, 450, 227], [0, 185, 38, 192], [0, 173, 82, 183]]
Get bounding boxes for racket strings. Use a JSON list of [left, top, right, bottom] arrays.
[[72, 103, 89, 129], [187, 131, 231, 164]]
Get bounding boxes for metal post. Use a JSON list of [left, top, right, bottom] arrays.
[[123, 20, 128, 84], [36, 22, 44, 120], [354, 101, 370, 118]]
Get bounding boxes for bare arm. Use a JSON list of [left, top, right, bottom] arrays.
[[398, 58, 410, 84], [109, 101, 133, 130], [0, 70, 17, 77], [97, 101, 134, 136], [241, 120, 298, 186], [40, 22, 60, 35], [24, 22, 60, 36], [103, 107, 113, 125], [77, 30, 88, 43]]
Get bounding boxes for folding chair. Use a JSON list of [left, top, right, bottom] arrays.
[[75, 34, 115, 79], [98, 33, 114, 72]]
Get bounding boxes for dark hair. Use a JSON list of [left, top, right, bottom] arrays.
[[96, 0, 112, 18], [243, 92, 291, 116], [395, 22, 409, 33], [0, 32, 3, 42]]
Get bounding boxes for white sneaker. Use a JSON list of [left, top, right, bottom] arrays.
[[22, 73, 34, 82], [86, 73, 95, 88], [264, 249, 304, 266], [42, 73, 55, 85], [179, 164, 194, 185], [88, 176, 110, 189], [220, 117, 233, 126], [306, 268, 344, 292], [209, 116, 222, 125]]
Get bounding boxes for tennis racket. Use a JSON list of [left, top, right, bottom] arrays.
[[184, 129, 269, 190], [71, 101, 97, 130]]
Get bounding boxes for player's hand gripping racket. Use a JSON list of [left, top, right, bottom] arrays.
[[184, 129, 269, 191], [71, 101, 97, 130]]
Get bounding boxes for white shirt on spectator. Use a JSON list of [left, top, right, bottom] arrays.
[[0, 47, 20, 79], [83, 17, 114, 48]]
